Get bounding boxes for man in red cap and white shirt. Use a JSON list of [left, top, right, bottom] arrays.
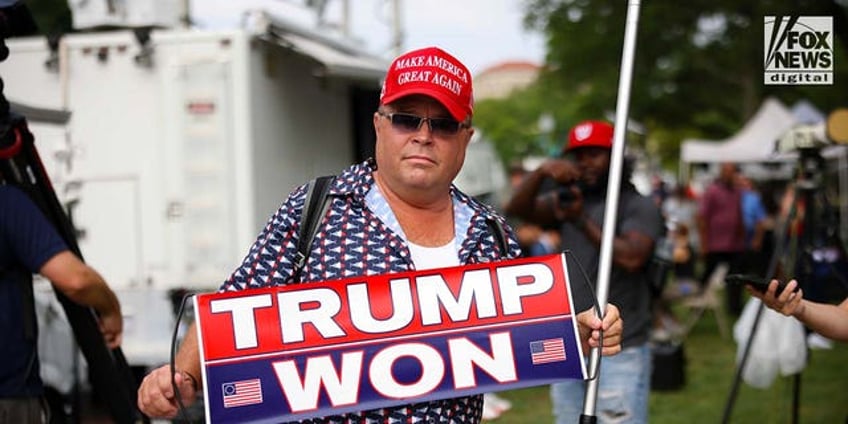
[[506, 120, 662, 424], [137, 48, 623, 423]]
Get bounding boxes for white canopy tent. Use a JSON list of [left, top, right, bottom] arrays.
[[680, 97, 798, 164], [679, 98, 848, 245]]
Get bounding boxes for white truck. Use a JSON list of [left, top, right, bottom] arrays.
[[1, 11, 387, 387]]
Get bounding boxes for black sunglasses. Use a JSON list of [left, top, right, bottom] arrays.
[[378, 111, 468, 136]]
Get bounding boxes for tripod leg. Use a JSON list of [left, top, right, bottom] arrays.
[[792, 372, 801, 424], [713, 306, 729, 339]]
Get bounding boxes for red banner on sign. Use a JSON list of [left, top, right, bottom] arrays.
[[195, 253, 585, 423]]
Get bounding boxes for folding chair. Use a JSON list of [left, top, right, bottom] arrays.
[[681, 262, 730, 338]]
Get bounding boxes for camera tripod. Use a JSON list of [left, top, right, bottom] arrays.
[[721, 147, 848, 423]]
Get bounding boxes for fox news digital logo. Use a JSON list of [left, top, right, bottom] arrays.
[[764, 16, 833, 85]]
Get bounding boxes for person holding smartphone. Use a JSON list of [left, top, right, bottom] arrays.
[[751, 279, 848, 342]]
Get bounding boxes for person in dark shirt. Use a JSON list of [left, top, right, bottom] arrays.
[[505, 120, 662, 424], [0, 185, 122, 423]]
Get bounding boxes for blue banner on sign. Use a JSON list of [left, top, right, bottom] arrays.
[[204, 319, 582, 423]]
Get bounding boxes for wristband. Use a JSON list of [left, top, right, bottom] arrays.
[[182, 370, 199, 391]]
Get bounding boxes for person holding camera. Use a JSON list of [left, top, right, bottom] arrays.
[[505, 120, 662, 424]]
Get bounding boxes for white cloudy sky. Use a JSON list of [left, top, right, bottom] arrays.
[[190, 0, 546, 74]]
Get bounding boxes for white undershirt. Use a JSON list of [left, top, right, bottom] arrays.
[[408, 238, 460, 270]]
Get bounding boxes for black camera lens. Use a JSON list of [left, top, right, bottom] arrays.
[[558, 184, 578, 206]]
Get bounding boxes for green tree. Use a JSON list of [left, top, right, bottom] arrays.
[[518, 0, 848, 169], [474, 82, 578, 166], [23, 0, 73, 36]]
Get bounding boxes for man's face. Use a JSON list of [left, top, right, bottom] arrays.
[[373, 95, 473, 197], [720, 163, 737, 184], [572, 147, 611, 189]]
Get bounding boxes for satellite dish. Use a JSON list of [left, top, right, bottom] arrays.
[[827, 108, 848, 144]]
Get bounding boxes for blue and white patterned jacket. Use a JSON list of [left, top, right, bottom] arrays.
[[220, 159, 521, 423]]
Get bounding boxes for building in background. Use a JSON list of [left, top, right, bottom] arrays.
[[473, 61, 540, 100]]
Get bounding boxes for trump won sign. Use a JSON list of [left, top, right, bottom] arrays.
[[195, 253, 586, 423]]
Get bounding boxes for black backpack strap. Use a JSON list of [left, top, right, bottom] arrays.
[[485, 217, 510, 256], [293, 175, 335, 281]]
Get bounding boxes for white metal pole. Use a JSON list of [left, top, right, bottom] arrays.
[[181, 0, 191, 28], [391, 0, 403, 56], [341, 0, 350, 37], [581, 0, 643, 421], [839, 149, 848, 245]]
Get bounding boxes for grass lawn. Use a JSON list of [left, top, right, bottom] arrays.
[[486, 300, 848, 423]]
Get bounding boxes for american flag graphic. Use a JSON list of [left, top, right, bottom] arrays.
[[530, 338, 566, 364], [222, 379, 263, 408]]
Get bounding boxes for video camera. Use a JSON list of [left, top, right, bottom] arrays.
[[557, 182, 583, 206], [776, 123, 829, 153], [776, 108, 848, 154], [775, 108, 848, 304], [775, 108, 848, 190]]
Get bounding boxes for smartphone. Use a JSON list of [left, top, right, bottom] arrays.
[[725, 274, 797, 294]]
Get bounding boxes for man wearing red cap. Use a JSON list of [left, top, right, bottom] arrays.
[[506, 120, 662, 424], [136, 47, 623, 423]]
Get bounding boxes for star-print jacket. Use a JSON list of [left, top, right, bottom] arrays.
[[219, 159, 521, 423]]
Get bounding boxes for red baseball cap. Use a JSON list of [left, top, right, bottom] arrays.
[[380, 46, 474, 122], [564, 120, 614, 152]]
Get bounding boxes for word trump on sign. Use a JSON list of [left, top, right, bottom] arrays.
[[195, 253, 586, 423]]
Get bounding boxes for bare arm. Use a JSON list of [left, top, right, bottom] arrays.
[[794, 297, 848, 341], [695, 211, 708, 258], [751, 279, 848, 342], [570, 218, 656, 272], [508, 159, 654, 271], [39, 251, 123, 348], [504, 159, 580, 227], [138, 322, 201, 417]]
